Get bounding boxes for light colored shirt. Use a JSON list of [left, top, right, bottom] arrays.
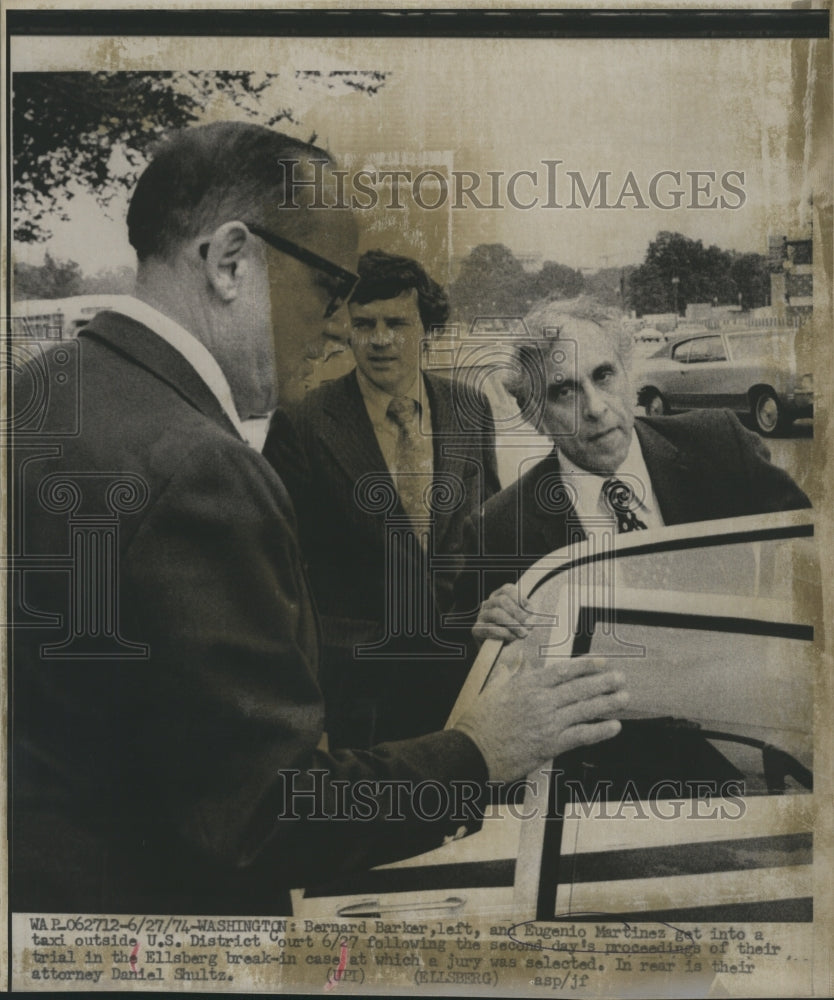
[[355, 367, 434, 477], [556, 431, 665, 537], [108, 296, 247, 441]]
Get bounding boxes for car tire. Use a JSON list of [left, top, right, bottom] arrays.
[[642, 390, 668, 418], [752, 389, 787, 436]]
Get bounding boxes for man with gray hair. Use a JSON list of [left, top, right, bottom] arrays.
[[469, 298, 810, 643]]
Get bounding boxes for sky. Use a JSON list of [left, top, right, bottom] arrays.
[[12, 33, 805, 280]]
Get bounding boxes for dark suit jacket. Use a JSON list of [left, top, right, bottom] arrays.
[[263, 369, 500, 745], [10, 312, 487, 915], [460, 410, 811, 611]]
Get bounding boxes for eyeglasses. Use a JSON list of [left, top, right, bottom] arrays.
[[245, 222, 359, 319]]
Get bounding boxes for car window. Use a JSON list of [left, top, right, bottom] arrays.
[[518, 519, 816, 922], [292, 513, 816, 924], [670, 340, 691, 362], [728, 331, 796, 365], [687, 334, 727, 363]]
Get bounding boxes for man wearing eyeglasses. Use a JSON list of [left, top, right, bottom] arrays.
[[11, 122, 627, 916]]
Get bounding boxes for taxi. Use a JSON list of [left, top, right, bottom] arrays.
[[292, 509, 817, 924]]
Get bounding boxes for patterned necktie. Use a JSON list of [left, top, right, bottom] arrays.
[[601, 476, 648, 533], [386, 396, 433, 533]]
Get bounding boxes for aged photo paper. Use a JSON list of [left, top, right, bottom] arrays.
[[2, 3, 832, 997]]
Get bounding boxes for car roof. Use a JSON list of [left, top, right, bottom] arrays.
[[662, 327, 796, 344]]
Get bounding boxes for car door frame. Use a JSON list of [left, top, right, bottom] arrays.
[[448, 509, 816, 922], [677, 331, 733, 408]]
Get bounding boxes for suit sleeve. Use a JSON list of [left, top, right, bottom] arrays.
[[261, 404, 311, 513], [121, 440, 487, 890], [722, 411, 812, 513], [452, 490, 526, 648]]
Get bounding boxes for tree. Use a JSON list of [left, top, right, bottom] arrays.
[[582, 266, 636, 309], [449, 244, 533, 321], [13, 252, 82, 299], [730, 252, 770, 310], [628, 231, 741, 316], [528, 261, 585, 302], [627, 232, 771, 316], [13, 70, 389, 242], [449, 246, 593, 325], [79, 265, 137, 296]]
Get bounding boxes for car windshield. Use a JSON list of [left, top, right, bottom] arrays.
[[728, 330, 795, 363]]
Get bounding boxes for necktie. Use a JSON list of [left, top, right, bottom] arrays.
[[386, 396, 433, 532], [601, 476, 648, 533]]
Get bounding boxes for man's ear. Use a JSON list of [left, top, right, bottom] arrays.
[[200, 221, 253, 302]]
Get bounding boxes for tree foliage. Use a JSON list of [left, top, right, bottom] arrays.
[[13, 70, 388, 242], [449, 235, 769, 329], [78, 265, 137, 296], [528, 261, 585, 302], [729, 252, 771, 311], [627, 231, 769, 316], [449, 244, 588, 325], [450, 244, 531, 319], [13, 252, 83, 299], [583, 266, 635, 309], [14, 254, 139, 299]]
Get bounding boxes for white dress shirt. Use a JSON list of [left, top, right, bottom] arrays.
[[355, 367, 434, 477], [106, 296, 247, 441], [556, 431, 665, 537]]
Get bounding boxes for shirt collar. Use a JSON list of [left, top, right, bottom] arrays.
[[355, 366, 424, 427], [109, 296, 246, 440], [557, 430, 658, 517]]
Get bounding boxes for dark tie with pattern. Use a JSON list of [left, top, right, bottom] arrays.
[[386, 396, 432, 533], [601, 476, 648, 533]]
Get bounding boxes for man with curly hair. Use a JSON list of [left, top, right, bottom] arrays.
[[264, 250, 500, 747]]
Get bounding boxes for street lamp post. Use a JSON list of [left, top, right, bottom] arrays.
[[671, 276, 680, 317]]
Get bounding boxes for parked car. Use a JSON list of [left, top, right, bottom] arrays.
[[633, 328, 813, 436], [292, 509, 817, 924]]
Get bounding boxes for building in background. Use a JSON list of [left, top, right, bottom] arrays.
[[10, 294, 132, 341], [768, 233, 814, 325]]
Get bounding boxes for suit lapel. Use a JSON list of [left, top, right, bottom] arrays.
[[635, 419, 699, 526], [425, 372, 468, 478], [520, 451, 586, 554], [80, 311, 242, 439], [318, 370, 397, 498], [424, 373, 472, 549], [317, 371, 468, 539]]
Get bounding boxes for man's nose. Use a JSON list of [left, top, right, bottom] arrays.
[[583, 382, 609, 420], [369, 323, 393, 347]]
